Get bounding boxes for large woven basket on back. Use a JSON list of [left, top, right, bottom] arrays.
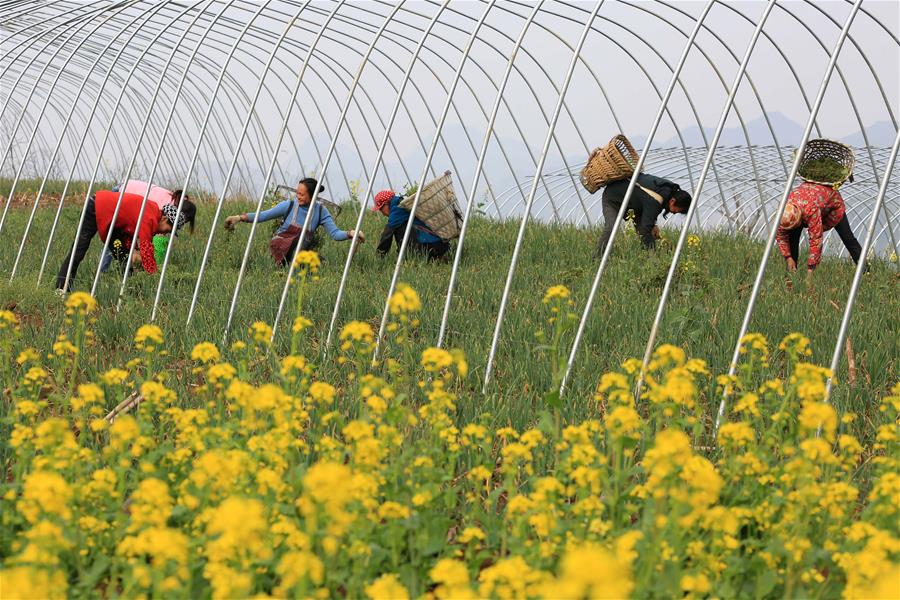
[[399, 171, 462, 240], [796, 139, 855, 188], [579, 134, 640, 193]]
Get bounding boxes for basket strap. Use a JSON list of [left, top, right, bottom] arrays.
[[637, 184, 664, 205]]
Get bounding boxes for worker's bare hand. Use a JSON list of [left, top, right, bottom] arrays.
[[224, 215, 242, 230], [131, 251, 142, 270], [349, 229, 365, 243], [786, 257, 797, 272], [651, 226, 660, 240]]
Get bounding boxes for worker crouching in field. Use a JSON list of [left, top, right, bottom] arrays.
[[224, 178, 364, 267], [373, 189, 450, 261], [56, 190, 195, 291], [776, 181, 862, 276], [596, 174, 692, 255]]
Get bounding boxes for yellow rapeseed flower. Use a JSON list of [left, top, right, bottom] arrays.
[[18, 471, 72, 524], [543, 285, 570, 304], [293, 250, 321, 273], [134, 324, 163, 346], [249, 321, 273, 344], [389, 283, 421, 316], [190, 342, 220, 364], [365, 574, 410, 600], [64, 291, 97, 315]]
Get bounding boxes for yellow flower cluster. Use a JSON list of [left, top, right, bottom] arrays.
[[1, 287, 897, 599], [292, 250, 321, 274], [388, 283, 421, 317]]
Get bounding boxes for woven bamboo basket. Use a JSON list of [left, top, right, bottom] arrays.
[[399, 171, 462, 240], [796, 139, 855, 188], [579, 134, 640, 193]]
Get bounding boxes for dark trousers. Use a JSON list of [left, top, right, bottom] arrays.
[[379, 227, 451, 262], [56, 197, 98, 290], [787, 214, 862, 264], [278, 232, 320, 268], [413, 238, 451, 261], [596, 196, 622, 257]]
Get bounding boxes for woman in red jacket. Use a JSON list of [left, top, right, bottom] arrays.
[[56, 190, 195, 291], [775, 181, 862, 276]]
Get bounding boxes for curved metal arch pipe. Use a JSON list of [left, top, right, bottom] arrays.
[[0, 1, 108, 122], [1, 2, 149, 224], [226, 0, 407, 342], [317, 0, 456, 352], [64, 9, 288, 190], [635, 0, 778, 394], [11, 5, 289, 191], [162, 2, 443, 199], [186, 0, 360, 330], [0, 1, 96, 78], [714, 0, 865, 433], [0, 0, 72, 33], [33, 0, 178, 285], [483, 0, 609, 392], [202, 0, 418, 190], [824, 130, 899, 402], [544, 0, 760, 218], [103, 0, 224, 303], [141, 0, 277, 323], [559, 0, 717, 396], [5, 0, 148, 280], [4, 17, 246, 191], [1, 54, 187, 183], [434, 1, 547, 350], [59, 0, 208, 292], [315, 0, 592, 220], [370, 0, 498, 362], [310, 1, 551, 219], [214, 0, 366, 338], [0, 5, 112, 231], [775, 0, 900, 256]]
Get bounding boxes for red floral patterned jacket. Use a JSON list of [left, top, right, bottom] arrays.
[[775, 182, 845, 269]]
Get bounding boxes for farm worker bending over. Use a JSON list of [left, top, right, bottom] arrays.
[[776, 181, 862, 276], [100, 181, 196, 271], [373, 189, 450, 261], [56, 190, 193, 291], [224, 178, 363, 267], [596, 173, 692, 255]]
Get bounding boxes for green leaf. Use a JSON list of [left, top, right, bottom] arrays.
[[543, 390, 561, 409], [755, 569, 777, 599], [77, 556, 111, 592]]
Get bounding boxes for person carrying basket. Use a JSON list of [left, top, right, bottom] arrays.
[[373, 189, 451, 262], [775, 140, 862, 278], [596, 174, 692, 255], [581, 135, 691, 256]]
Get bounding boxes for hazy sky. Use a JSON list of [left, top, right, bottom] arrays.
[[2, 0, 898, 198]]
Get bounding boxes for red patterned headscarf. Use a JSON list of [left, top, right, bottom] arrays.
[[373, 189, 394, 212], [780, 202, 801, 230]]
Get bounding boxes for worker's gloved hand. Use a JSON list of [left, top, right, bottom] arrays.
[[651, 226, 660, 240], [224, 215, 243, 230]]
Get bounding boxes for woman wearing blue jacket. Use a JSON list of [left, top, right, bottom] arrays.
[[225, 178, 363, 266], [372, 189, 450, 261]]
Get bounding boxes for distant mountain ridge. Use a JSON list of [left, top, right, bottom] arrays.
[[644, 112, 895, 149]]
